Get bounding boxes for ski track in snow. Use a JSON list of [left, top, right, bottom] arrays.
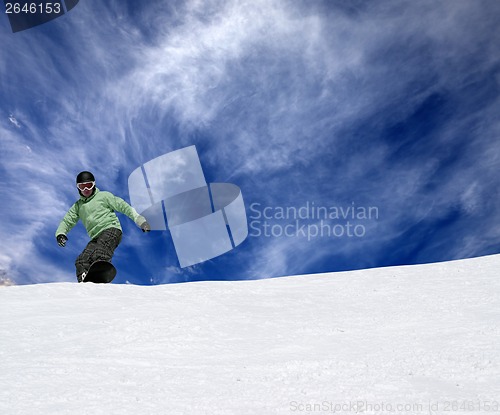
[[1, 256, 499, 415]]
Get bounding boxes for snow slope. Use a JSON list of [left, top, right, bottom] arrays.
[[1, 255, 499, 415]]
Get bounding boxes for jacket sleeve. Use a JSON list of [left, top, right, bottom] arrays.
[[107, 193, 147, 227], [55, 203, 80, 237]]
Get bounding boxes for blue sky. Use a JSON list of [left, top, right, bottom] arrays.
[[1, 0, 500, 285]]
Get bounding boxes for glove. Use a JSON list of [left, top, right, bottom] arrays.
[[141, 221, 151, 233], [56, 234, 68, 247]]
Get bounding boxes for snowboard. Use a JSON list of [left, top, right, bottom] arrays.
[[83, 260, 117, 284]]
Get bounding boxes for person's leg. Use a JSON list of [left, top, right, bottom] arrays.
[[74, 228, 122, 282], [75, 239, 99, 282], [91, 228, 123, 263]]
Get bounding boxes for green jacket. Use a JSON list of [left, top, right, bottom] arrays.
[[55, 188, 146, 240]]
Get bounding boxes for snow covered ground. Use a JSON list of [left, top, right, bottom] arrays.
[[1, 255, 499, 415]]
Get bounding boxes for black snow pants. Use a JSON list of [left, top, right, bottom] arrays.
[[75, 227, 122, 279]]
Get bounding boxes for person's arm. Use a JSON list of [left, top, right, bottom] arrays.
[[107, 193, 150, 231], [55, 203, 80, 246]]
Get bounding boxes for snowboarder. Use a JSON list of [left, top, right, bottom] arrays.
[[55, 171, 151, 282]]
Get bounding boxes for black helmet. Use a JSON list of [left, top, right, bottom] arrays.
[[76, 171, 95, 183]]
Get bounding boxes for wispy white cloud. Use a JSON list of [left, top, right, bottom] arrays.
[[0, 269, 15, 286], [8, 114, 20, 128]]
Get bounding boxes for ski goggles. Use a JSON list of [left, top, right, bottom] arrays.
[[77, 181, 95, 191]]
